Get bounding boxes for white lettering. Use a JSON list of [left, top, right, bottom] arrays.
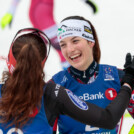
[[56, 84, 60, 89], [61, 76, 68, 83], [79, 92, 104, 101]]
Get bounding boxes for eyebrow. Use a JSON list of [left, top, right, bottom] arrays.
[[71, 37, 78, 40], [60, 37, 79, 43]]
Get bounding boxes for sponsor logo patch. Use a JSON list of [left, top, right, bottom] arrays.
[[82, 33, 94, 40], [103, 67, 114, 80], [58, 25, 81, 37], [84, 26, 92, 34], [65, 89, 88, 110]]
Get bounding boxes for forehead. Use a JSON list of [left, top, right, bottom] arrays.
[[60, 36, 83, 43]]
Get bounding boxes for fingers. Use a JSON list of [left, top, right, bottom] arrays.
[[124, 53, 132, 68]]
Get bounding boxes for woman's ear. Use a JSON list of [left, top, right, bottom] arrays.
[[88, 41, 95, 48]]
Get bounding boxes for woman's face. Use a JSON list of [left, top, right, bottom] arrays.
[[59, 36, 94, 71]]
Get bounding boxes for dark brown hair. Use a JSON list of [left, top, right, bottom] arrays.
[[0, 33, 46, 128], [61, 16, 101, 63]]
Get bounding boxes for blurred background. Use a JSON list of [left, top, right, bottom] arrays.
[[0, 0, 134, 133]]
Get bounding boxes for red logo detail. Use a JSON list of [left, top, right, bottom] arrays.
[[105, 88, 117, 100]]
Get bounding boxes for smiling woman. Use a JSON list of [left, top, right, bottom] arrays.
[[52, 15, 134, 134]]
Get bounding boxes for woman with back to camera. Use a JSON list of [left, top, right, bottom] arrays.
[[0, 28, 134, 134], [52, 16, 134, 134]]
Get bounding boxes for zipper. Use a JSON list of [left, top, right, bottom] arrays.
[[83, 71, 86, 78]]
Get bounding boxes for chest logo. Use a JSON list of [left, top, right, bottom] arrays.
[[65, 89, 88, 110], [103, 67, 114, 81]]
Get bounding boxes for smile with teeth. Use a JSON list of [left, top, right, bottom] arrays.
[[70, 54, 81, 60]]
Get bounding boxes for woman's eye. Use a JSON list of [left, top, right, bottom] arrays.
[[60, 44, 65, 47], [73, 40, 79, 43]]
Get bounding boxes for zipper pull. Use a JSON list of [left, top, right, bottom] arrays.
[[83, 71, 86, 78]]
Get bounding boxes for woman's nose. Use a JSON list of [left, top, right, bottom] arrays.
[[67, 43, 75, 52]]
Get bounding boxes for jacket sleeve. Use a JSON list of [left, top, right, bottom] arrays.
[[44, 81, 131, 129]]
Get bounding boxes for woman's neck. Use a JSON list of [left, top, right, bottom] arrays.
[[68, 60, 99, 84]]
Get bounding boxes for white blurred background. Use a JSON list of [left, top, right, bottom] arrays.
[[0, 0, 134, 133]]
